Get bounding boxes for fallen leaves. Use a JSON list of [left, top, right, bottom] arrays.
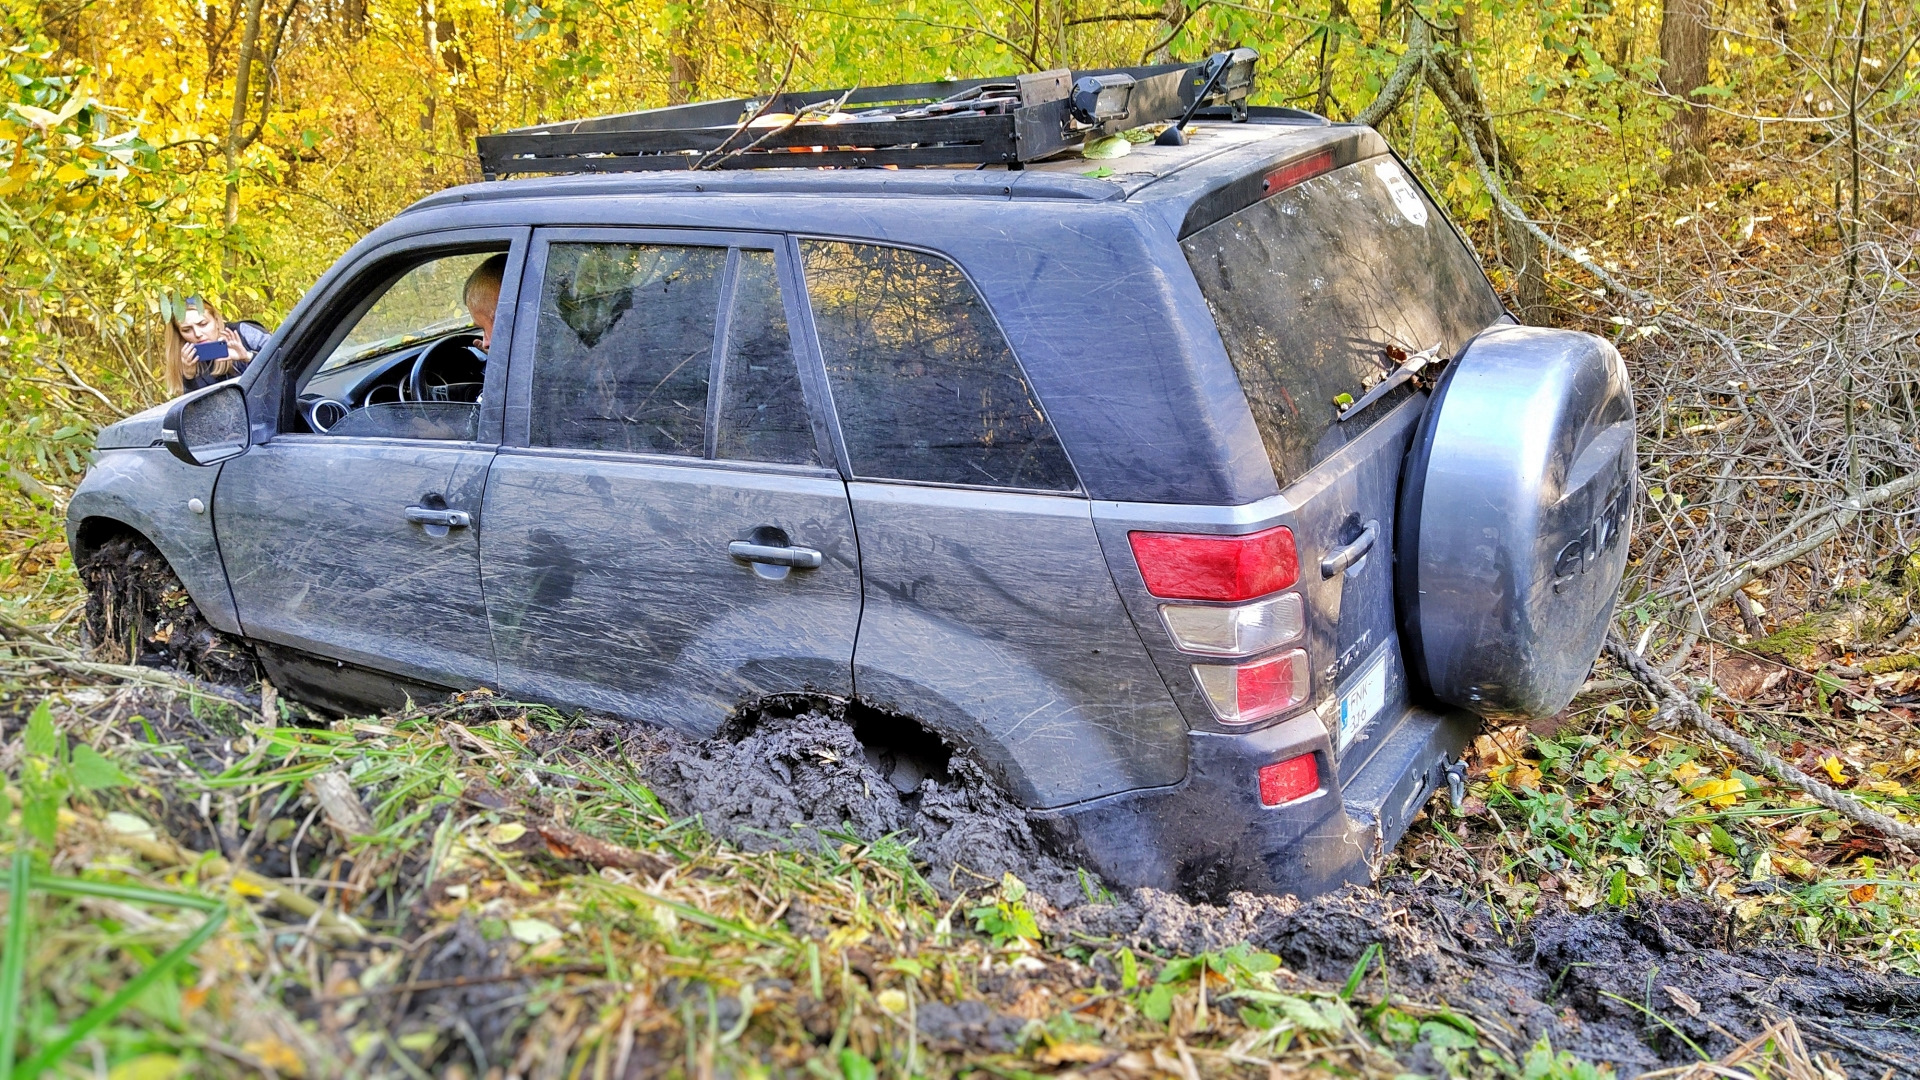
[[508, 917, 563, 945]]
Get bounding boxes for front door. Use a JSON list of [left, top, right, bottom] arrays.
[[479, 232, 860, 732], [215, 234, 526, 692]]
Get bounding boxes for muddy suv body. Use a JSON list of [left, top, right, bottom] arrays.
[[71, 114, 1634, 899]]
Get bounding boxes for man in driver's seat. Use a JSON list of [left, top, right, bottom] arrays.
[[465, 254, 508, 351]]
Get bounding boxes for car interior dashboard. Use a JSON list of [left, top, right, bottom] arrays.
[[293, 329, 487, 441]]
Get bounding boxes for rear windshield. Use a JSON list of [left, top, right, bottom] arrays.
[[1182, 155, 1504, 485]]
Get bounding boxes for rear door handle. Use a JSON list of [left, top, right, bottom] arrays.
[[1321, 520, 1378, 578], [728, 541, 823, 569], [406, 506, 472, 529]]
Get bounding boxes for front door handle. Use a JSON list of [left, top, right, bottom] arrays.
[[1320, 520, 1378, 578], [406, 506, 472, 529], [728, 541, 823, 569]]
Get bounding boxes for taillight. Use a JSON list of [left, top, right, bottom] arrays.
[[1129, 526, 1298, 602], [1192, 649, 1310, 724], [1261, 150, 1335, 198], [1258, 754, 1321, 806], [1160, 592, 1303, 657]]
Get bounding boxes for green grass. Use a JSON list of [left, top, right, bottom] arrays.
[[3, 625, 1895, 1077]]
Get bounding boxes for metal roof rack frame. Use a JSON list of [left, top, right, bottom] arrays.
[[477, 48, 1262, 177]]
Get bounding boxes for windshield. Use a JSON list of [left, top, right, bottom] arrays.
[[321, 252, 490, 371], [1182, 155, 1504, 485]]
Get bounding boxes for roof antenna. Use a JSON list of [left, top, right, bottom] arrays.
[[1156, 51, 1234, 147]]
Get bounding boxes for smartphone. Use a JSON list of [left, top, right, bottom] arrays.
[[191, 340, 230, 362]]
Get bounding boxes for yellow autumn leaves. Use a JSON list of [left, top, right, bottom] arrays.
[[1670, 759, 1748, 808]]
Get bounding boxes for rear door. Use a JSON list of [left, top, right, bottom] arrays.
[[479, 230, 860, 731], [1178, 153, 1504, 777]]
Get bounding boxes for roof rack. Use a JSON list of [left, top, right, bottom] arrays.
[[476, 48, 1261, 177]]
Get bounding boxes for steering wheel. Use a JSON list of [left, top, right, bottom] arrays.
[[403, 336, 488, 404]]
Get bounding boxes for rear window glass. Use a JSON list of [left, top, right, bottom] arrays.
[[802, 240, 1077, 492], [716, 250, 817, 466], [1182, 156, 1503, 485]]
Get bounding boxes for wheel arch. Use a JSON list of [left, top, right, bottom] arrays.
[[67, 470, 244, 637]]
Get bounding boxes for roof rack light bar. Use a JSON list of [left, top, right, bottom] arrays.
[[476, 49, 1262, 177]]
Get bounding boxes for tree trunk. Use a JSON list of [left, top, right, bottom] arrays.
[[1148, 0, 1184, 63], [668, 5, 702, 105], [1659, 0, 1711, 184], [1314, 0, 1351, 117], [1508, 216, 1550, 324], [222, 0, 264, 232]]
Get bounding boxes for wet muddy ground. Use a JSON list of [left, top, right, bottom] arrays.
[[616, 704, 1920, 1076], [9, 666, 1919, 1076]]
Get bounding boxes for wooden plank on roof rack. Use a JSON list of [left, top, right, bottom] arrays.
[[483, 144, 1018, 173]]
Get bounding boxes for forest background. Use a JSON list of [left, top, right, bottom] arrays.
[[2, 0, 1918, 658]]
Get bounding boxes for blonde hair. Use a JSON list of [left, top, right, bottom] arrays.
[[162, 296, 237, 396]]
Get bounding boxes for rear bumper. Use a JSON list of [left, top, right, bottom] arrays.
[[1030, 704, 1476, 900]]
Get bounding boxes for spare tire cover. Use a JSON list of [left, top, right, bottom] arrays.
[[1397, 324, 1635, 720]]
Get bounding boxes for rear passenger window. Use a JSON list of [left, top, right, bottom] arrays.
[[801, 241, 1076, 492], [530, 243, 726, 455], [716, 251, 818, 466]]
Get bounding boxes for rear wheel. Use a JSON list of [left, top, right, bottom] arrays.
[[81, 534, 256, 685]]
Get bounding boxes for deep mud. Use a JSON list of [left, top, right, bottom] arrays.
[[632, 706, 1920, 1075], [1052, 884, 1920, 1074], [41, 665, 1917, 1074], [80, 534, 255, 683], [638, 704, 1085, 905]]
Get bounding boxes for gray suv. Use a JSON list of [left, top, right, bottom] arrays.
[[69, 55, 1634, 899]]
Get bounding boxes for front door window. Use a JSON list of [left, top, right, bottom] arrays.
[[296, 249, 504, 441]]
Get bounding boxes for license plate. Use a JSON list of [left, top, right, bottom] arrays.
[[1337, 655, 1388, 751]]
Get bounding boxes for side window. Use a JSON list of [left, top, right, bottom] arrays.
[[321, 253, 491, 372], [531, 243, 726, 455], [296, 249, 502, 442], [715, 250, 818, 466], [801, 241, 1076, 492]]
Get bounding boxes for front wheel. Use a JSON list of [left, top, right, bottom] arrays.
[[81, 534, 257, 685]]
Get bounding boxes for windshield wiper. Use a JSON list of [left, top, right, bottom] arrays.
[[1337, 344, 1444, 423]]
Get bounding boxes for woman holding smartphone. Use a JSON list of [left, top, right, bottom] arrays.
[[163, 296, 271, 396]]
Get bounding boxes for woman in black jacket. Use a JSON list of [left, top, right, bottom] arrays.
[[162, 296, 271, 396]]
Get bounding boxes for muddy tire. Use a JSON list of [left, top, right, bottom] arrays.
[[81, 534, 257, 685]]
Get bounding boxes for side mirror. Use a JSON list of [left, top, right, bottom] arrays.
[[161, 383, 250, 466]]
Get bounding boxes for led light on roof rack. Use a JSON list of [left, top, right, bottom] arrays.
[[1071, 74, 1136, 126]]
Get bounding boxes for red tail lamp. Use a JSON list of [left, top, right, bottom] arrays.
[[1258, 754, 1321, 807], [1129, 525, 1298, 602]]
